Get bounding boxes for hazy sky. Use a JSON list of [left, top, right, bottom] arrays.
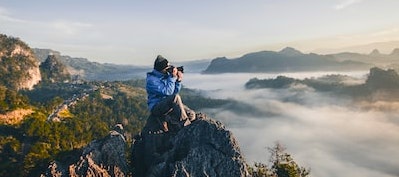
[[1, 0, 399, 65]]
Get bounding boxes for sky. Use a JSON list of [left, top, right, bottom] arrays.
[[1, 0, 399, 65]]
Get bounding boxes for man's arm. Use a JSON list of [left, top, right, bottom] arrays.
[[174, 71, 183, 94], [148, 76, 177, 96]]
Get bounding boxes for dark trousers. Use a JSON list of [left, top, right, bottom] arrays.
[[151, 94, 188, 122]]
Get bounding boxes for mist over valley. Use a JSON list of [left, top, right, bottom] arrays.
[[184, 71, 399, 177]]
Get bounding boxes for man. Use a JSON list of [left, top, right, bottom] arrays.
[[145, 55, 194, 133]]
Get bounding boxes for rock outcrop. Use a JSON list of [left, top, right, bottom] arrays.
[[132, 113, 249, 177], [42, 114, 249, 177], [40, 54, 71, 83], [41, 124, 129, 177]]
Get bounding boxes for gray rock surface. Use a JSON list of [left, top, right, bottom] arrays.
[[132, 113, 249, 177]]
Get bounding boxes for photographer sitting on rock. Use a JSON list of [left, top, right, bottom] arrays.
[[144, 55, 195, 134]]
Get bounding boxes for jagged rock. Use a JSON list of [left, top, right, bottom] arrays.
[[132, 113, 249, 177], [40, 54, 71, 83], [41, 124, 128, 177], [42, 161, 67, 177]]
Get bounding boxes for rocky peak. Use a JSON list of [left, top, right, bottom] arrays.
[[279, 47, 303, 57], [369, 49, 381, 56], [132, 113, 249, 177], [40, 55, 71, 83], [41, 114, 249, 177]]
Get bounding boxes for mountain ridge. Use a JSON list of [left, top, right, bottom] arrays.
[[203, 47, 374, 73], [312, 40, 399, 54]]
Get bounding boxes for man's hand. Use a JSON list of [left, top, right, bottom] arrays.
[[177, 71, 183, 82], [171, 67, 178, 78]]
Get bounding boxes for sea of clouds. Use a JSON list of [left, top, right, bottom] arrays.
[[184, 72, 399, 177]]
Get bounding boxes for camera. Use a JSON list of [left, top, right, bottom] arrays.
[[167, 65, 184, 73]]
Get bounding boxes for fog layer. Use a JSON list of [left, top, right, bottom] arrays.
[[184, 72, 399, 177]]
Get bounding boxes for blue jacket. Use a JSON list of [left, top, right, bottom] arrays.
[[146, 69, 182, 111]]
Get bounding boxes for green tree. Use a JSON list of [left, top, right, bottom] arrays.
[[0, 136, 23, 177], [0, 85, 28, 113], [249, 142, 310, 177], [0, 85, 8, 113], [269, 142, 310, 177]]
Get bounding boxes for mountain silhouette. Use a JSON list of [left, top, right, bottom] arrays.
[[204, 47, 371, 73], [279, 47, 303, 56]]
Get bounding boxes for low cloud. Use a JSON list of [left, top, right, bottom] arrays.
[[185, 73, 399, 177]]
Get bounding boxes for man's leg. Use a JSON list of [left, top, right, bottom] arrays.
[[151, 94, 188, 121], [151, 94, 189, 132], [170, 94, 189, 121]]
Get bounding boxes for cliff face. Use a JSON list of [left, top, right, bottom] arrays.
[[42, 114, 249, 177], [0, 34, 41, 90]]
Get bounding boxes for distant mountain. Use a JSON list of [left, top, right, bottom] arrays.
[[330, 48, 399, 66], [203, 47, 371, 73], [369, 49, 381, 57], [279, 47, 303, 57], [0, 34, 41, 90], [174, 59, 212, 73], [390, 48, 399, 56], [312, 40, 399, 54], [33, 48, 150, 81]]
